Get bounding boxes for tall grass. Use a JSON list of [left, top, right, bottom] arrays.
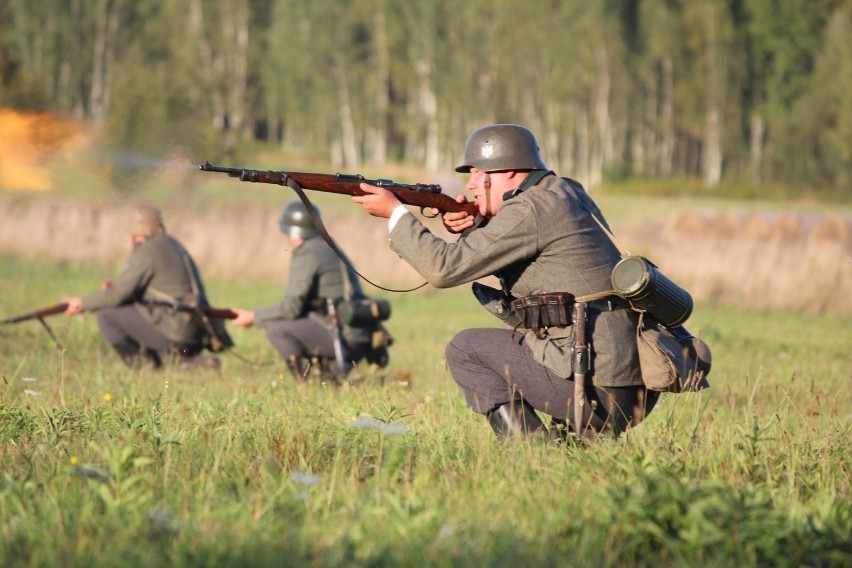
[[1, 255, 850, 567]]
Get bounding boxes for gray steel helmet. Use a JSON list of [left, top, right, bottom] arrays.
[[455, 124, 548, 173], [278, 201, 320, 239]]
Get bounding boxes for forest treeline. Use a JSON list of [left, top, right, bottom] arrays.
[[1, 0, 850, 192]]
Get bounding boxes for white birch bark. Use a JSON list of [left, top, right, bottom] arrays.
[[366, 8, 389, 165], [189, 0, 226, 132], [334, 55, 360, 170], [658, 56, 675, 176], [702, 2, 724, 185]]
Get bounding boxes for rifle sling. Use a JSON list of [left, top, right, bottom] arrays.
[[36, 315, 65, 352], [284, 177, 427, 294]]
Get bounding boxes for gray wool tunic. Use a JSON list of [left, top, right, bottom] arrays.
[[81, 235, 204, 344], [254, 236, 372, 346], [389, 173, 643, 387]]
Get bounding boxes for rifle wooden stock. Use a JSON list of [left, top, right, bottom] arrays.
[[197, 306, 238, 320], [200, 161, 479, 216], [145, 300, 237, 319], [1, 303, 68, 325]]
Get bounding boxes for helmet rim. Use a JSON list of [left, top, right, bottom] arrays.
[[455, 124, 548, 173], [278, 201, 320, 239]]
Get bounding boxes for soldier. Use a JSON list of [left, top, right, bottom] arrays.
[[230, 201, 387, 381], [353, 124, 658, 440], [62, 204, 222, 370]]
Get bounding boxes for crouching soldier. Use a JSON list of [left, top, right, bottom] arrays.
[[62, 203, 226, 370], [230, 201, 391, 382]]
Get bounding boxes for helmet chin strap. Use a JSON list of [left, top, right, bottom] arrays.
[[483, 173, 492, 217]]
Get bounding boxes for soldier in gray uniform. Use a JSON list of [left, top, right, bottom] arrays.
[[353, 124, 658, 440], [230, 202, 378, 382], [62, 204, 220, 370]]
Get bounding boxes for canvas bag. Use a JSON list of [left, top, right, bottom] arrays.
[[636, 313, 711, 392]]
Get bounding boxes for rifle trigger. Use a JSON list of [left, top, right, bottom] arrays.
[[420, 206, 438, 219]]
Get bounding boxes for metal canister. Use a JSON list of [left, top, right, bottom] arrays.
[[611, 256, 693, 327]]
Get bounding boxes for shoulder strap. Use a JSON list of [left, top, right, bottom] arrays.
[[561, 177, 631, 257], [146, 241, 205, 306], [586, 209, 630, 257]]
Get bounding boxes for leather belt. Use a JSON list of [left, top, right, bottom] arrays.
[[585, 295, 631, 314]]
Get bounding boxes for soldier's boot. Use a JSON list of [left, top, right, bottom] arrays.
[[486, 399, 545, 441], [111, 339, 161, 369], [286, 357, 308, 383]]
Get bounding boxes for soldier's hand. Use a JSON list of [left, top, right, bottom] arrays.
[[353, 184, 402, 218], [62, 297, 84, 316], [101, 279, 114, 290], [442, 194, 476, 234], [231, 308, 255, 328]]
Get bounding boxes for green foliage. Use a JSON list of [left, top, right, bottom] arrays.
[[3, 0, 852, 195], [0, 255, 850, 566]]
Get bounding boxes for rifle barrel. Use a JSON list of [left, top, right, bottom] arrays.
[[200, 162, 479, 216], [1, 303, 68, 325]]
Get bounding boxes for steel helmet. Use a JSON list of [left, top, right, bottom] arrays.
[[278, 201, 320, 239], [455, 124, 548, 173], [130, 203, 165, 237]]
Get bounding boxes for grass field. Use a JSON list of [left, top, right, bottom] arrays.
[[1, 253, 850, 567]]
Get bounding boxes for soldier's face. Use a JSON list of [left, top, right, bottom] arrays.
[[466, 168, 509, 217]]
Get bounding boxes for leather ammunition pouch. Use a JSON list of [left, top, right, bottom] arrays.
[[510, 293, 574, 338], [510, 292, 631, 338]]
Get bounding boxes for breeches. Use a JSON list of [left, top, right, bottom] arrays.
[[264, 318, 371, 364], [96, 305, 199, 359], [445, 328, 658, 435]]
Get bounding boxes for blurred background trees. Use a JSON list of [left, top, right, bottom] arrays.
[[1, 0, 849, 193]]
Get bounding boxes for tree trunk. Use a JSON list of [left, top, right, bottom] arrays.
[[575, 105, 591, 185], [189, 0, 226, 133], [334, 55, 360, 170], [222, 0, 249, 140], [88, 0, 109, 125], [643, 78, 657, 176], [417, 60, 439, 172], [702, 3, 724, 185], [10, 0, 31, 67], [594, 40, 613, 168], [658, 56, 675, 176], [365, 7, 389, 166], [749, 112, 764, 184]]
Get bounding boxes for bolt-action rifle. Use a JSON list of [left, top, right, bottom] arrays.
[[199, 162, 479, 218], [1, 302, 237, 325], [1, 303, 69, 350], [2, 302, 237, 353], [143, 300, 236, 353], [1, 303, 69, 325], [144, 300, 237, 321]]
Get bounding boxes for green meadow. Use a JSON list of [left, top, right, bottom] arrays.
[[0, 253, 850, 567]]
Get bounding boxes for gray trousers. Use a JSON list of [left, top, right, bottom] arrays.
[[97, 305, 199, 366], [264, 318, 369, 364], [445, 328, 658, 435]]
